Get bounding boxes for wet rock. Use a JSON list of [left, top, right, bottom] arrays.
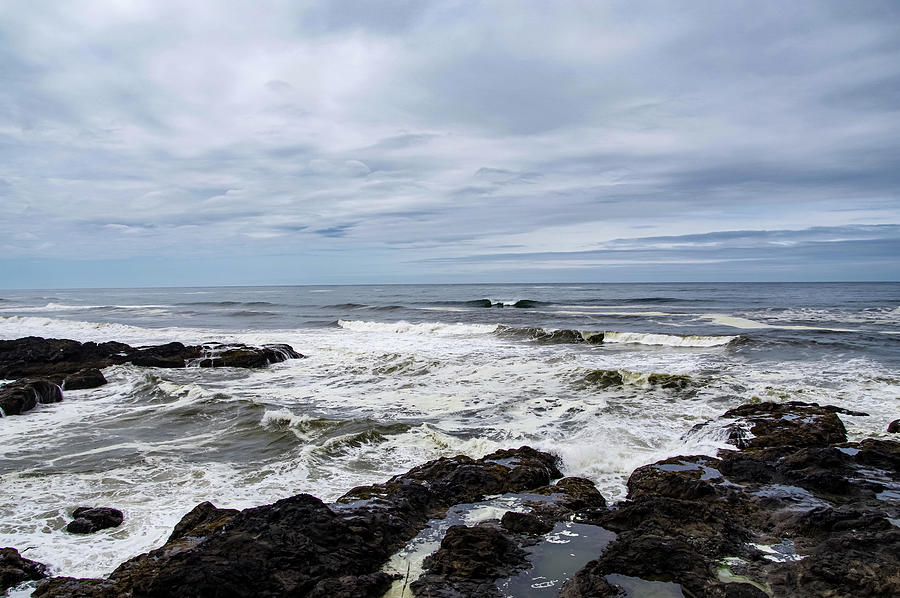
[[62, 368, 107, 390], [1, 547, 48, 593], [66, 507, 124, 534], [0, 336, 303, 381], [0, 380, 63, 416], [723, 401, 847, 449], [194, 343, 303, 368], [35, 446, 560, 598], [500, 511, 554, 535], [128, 342, 199, 367], [563, 401, 900, 598], [410, 524, 528, 597], [888, 419, 899, 433], [627, 455, 724, 501]]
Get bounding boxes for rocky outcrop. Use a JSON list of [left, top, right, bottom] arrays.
[[0, 379, 63, 416], [559, 400, 899, 598], [66, 507, 124, 534], [0, 337, 303, 416], [1, 547, 47, 594], [13, 401, 898, 598], [33, 447, 561, 598], [410, 525, 529, 597], [889, 419, 899, 433]]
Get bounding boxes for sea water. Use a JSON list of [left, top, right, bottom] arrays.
[[0, 283, 897, 580]]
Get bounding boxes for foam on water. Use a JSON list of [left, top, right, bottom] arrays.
[[603, 331, 737, 347], [1, 284, 898, 584]]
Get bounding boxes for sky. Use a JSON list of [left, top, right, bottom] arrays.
[[1, 0, 899, 288]]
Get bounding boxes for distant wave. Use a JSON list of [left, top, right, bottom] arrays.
[[336, 319, 738, 347], [337, 320, 499, 336], [3, 303, 169, 312], [424, 299, 549, 308], [228, 310, 276, 317], [576, 297, 696, 305], [603, 331, 737, 347], [179, 301, 278, 307]]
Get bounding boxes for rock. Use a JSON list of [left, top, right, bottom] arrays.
[[35, 446, 560, 598], [1, 547, 48, 594], [194, 343, 303, 368], [723, 401, 847, 449], [888, 419, 899, 433], [63, 368, 107, 390], [0, 380, 63, 416], [500, 511, 554, 535], [66, 507, 124, 534], [410, 524, 528, 597], [0, 337, 303, 382], [128, 342, 198, 368], [561, 401, 900, 598]]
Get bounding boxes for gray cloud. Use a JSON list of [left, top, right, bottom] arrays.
[[0, 1, 898, 285]]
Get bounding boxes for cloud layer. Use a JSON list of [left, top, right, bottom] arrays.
[[1, 1, 898, 286]]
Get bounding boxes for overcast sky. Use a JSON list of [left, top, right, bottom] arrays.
[[1, 1, 899, 287]]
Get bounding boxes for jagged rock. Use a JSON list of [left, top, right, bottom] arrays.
[[194, 343, 302, 368], [723, 401, 847, 449], [1, 547, 48, 593], [562, 401, 899, 598], [34, 447, 560, 598], [0, 337, 303, 382], [66, 507, 124, 534], [63, 368, 107, 390], [0, 380, 63, 416], [500, 511, 554, 535], [410, 524, 528, 597]]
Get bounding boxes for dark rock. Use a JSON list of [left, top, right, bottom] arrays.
[[0, 337, 303, 382], [128, 342, 198, 368], [500, 511, 554, 535], [1, 547, 48, 593], [888, 419, 899, 433], [558, 564, 620, 597], [63, 368, 107, 390], [627, 455, 724, 501], [194, 343, 303, 368], [66, 507, 124, 534], [35, 446, 560, 598], [0, 380, 63, 416], [166, 501, 239, 542], [723, 401, 847, 448], [410, 524, 528, 597]]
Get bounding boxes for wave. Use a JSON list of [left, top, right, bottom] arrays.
[[495, 325, 736, 348], [337, 320, 499, 336], [178, 301, 278, 307], [1, 303, 170, 313], [228, 310, 276, 317], [424, 299, 549, 308], [602, 331, 737, 347], [495, 325, 604, 345]]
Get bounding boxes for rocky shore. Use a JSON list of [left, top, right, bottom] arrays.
[[2, 389, 897, 596], [0, 336, 303, 416]]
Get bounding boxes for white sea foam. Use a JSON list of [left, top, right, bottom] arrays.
[[337, 319, 499, 336], [700, 313, 858, 332], [603, 331, 737, 347]]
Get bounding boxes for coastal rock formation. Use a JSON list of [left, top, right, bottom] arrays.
[[0, 547, 47, 594], [558, 400, 899, 598], [12, 401, 898, 598], [889, 419, 899, 433], [0, 379, 63, 416], [66, 507, 124, 534], [0, 336, 303, 416], [33, 447, 561, 598]]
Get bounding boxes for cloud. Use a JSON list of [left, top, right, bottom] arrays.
[[0, 1, 898, 286]]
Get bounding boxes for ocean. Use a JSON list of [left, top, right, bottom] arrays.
[[0, 282, 898, 583]]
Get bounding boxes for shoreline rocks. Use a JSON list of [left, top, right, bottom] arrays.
[[66, 507, 124, 535], [9, 400, 898, 597], [0, 336, 304, 416]]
